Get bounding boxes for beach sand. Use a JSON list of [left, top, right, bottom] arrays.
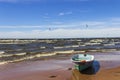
[[72, 67, 120, 80], [0, 51, 120, 80]]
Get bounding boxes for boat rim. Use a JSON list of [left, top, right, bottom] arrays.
[[71, 54, 94, 62]]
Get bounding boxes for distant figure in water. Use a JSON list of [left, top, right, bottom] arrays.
[[49, 28, 51, 31], [84, 54, 87, 57], [86, 24, 88, 28]]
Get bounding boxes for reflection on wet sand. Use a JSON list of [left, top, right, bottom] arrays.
[[1, 52, 120, 80], [72, 61, 100, 80]]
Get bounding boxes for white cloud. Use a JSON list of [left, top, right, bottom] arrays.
[[0, 28, 120, 38], [110, 17, 120, 22], [0, 18, 119, 29], [1, 16, 120, 29], [58, 11, 73, 16], [59, 12, 65, 16], [0, 17, 120, 38]]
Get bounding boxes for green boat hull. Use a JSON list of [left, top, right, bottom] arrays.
[[74, 62, 93, 71], [72, 54, 94, 71]]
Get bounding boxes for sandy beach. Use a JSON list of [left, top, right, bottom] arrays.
[[0, 51, 120, 80]]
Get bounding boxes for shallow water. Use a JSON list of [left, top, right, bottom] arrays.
[[92, 52, 120, 69], [0, 51, 120, 80]]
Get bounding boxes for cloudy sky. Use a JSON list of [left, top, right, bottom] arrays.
[[0, 0, 120, 38]]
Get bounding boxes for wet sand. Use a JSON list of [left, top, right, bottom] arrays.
[[0, 59, 73, 80], [72, 67, 120, 80], [0, 51, 120, 80]]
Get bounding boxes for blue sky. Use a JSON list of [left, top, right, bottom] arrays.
[[0, 0, 120, 38]]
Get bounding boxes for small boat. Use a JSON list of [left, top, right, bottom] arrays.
[[71, 54, 94, 71]]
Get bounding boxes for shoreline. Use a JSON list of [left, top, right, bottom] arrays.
[[0, 50, 120, 65], [0, 51, 120, 80]]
